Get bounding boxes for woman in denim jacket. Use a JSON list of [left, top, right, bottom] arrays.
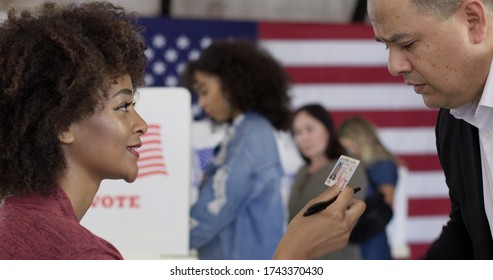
[[182, 40, 292, 259]]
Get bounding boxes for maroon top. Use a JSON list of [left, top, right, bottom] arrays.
[[0, 188, 123, 259]]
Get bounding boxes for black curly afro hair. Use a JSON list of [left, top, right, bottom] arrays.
[[181, 40, 292, 131], [0, 2, 147, 197]]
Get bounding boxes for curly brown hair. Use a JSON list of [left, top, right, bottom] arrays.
[[0, 2, 147, 197], [181, 40, 292, 130]]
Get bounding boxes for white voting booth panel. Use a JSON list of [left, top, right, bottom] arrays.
[[81, 87, 191, 259]]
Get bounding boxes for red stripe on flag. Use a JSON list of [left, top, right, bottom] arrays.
[[143, 132, 161, 137], [147, 124, 161, 130], [408, 198, 451, 216], [138, 163, 167, 169], [286, 66, 401, 84], [398, 154, 442, 171], [408, 243, 432, 259], [331, 110, 439, 128], [259, 22, 375, 39], [138, 170, 169, 177], [142, 139, 162, 146]]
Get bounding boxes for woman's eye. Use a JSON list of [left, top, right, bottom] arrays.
[[116, 102, 134, 112], [198, 90, 207, 97]]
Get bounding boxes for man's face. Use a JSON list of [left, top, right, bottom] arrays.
[[368, 0, 487, 109]]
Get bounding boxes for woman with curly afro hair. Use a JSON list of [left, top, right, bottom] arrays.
[[0, 2, 148, 259]]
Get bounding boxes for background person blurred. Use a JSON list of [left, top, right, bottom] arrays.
[[288, 104, 368, 259], [181, 40, 292, 259], [339, 116, 399, 260]]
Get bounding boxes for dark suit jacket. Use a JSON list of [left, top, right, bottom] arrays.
[[425, 109, 493, 259]]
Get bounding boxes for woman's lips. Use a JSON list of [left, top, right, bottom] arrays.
[[127, 144, 141, 159]]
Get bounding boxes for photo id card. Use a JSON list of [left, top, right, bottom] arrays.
[[324, 155, 360, 189]]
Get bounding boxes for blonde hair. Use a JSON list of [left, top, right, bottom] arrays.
[[338, 117, 396, 165]]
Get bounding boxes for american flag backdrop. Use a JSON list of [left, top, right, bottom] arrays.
[[139, 18, 450, 259]]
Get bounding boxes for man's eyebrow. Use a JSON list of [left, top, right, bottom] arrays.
[[111, 88, 134, 98], [375, 33, 413, 43]]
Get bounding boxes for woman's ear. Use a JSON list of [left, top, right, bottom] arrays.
[[58, 126, 75, 144]]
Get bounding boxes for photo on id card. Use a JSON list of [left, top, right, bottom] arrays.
[[324, 155, 360, 189]]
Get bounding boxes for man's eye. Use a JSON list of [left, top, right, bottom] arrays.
[[402, 41, 415, 49]]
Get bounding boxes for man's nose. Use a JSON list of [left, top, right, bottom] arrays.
[[388, 48, 411, 76]]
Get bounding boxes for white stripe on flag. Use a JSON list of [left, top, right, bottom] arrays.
[[407, 216, 448, 243], [290, 84, 425, 110], [378, 127, 437, 155], [406, 172, 448, 198], [260, 40, 388, 66]]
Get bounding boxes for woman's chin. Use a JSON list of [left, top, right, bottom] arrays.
[[123, 170, 139, 183]]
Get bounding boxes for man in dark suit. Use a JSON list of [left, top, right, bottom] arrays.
[[368, 0, 493, 258]]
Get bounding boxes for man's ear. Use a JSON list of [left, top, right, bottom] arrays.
[[58, 125, 75, 144], [461, 0, 488, 44]]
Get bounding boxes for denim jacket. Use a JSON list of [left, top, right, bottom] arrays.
[[190, 112, 285, 259]]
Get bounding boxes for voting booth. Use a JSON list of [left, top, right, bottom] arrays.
[[81, 87, 191, 259]]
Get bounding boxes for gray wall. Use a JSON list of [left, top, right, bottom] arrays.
[[171, 0, 359, 22], [1, 0, 360, 23], [0, 0, 162, 16]]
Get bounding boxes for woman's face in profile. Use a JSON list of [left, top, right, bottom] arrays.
[[61, 74, 148, 183], [193, 70, 240, 123], [292, 111, 329, 161]]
